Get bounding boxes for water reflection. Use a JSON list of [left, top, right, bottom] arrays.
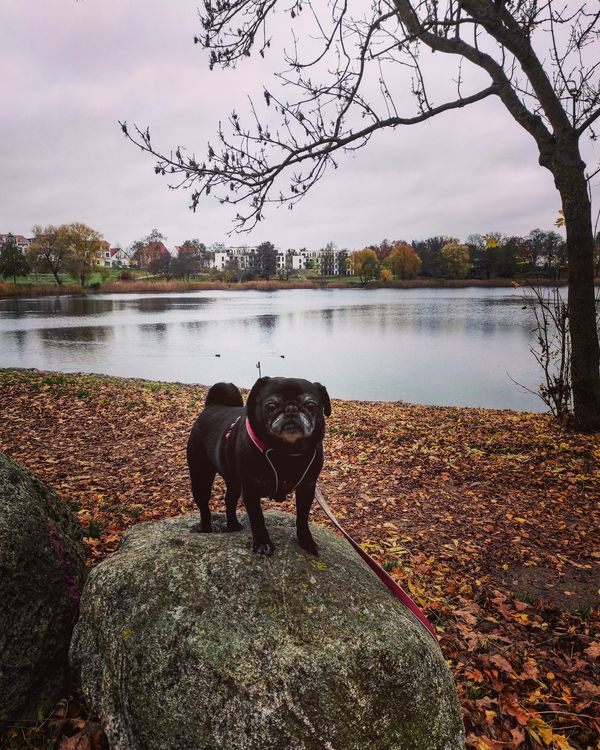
[[256, 314, 278, 334], [0, 288, 544, 410], [38, 326, 114, 345], [139, 322, 168, 343], [4, 329, 29, 351]]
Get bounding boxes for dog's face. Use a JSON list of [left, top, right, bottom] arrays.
[[246, 377, 331, 448]]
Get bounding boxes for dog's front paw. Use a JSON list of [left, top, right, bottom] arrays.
[[226, 519, 243, 532], [298, 534, 319, 556], [252, 540, 275, 556]]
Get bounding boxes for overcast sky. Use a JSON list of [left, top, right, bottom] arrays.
[[2, 0, 597, 251]]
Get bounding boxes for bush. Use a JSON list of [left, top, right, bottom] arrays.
[[119, 270, 134, 281]]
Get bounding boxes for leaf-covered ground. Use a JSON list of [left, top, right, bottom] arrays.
[[0, 369, 598, 750]]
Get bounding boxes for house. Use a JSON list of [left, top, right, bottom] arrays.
[[0, 233, 32, 254], [98, 247, 132, 268], [131, 240, 170, 268]]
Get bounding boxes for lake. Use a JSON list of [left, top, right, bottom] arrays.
[[0, 287, 545, 411]]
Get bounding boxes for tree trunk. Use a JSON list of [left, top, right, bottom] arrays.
[[51, 267, 63, 285], [555, 140, 600, 431]]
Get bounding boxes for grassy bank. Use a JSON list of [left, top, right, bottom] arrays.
[[0, 369, 598, 749], [0, 275, 576, 298]]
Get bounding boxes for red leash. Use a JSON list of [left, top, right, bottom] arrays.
[[315, 486, 438, 643]]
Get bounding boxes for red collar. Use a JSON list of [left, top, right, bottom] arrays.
[[245, 416, 305, 458], [245, 417, 268, 452]]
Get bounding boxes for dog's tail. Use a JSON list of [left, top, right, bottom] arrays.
[[205, 382, 244, 408]]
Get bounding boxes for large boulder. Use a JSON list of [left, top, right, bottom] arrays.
[[71, 512, 464, 750], [0, 453, 86, 721]]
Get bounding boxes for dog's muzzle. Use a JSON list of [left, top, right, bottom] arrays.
[[271, 411, 312, 441]]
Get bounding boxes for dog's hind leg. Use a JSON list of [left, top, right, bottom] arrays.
[[187, 450, 216, 533], [224, 484, 242, 532]]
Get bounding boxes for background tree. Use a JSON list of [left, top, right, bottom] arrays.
[[284, 249, 296, 277], [527, 228, 567, 281], [465, 234, 489, 279], [256, 241, 277, 279], [174, 239, 206, 279], [412, 236, 458, 278], [148, 252, 174, 280], [223, 255, 243, 282], [122, 0, 600, 429], [0, 235, 30, 285], [441, 242, 471, 280], [384, 242, 421, 280], [482, 232, 507, 280], [28, 225, 71, 285], [320, 242, 337, 276], [370, 239, 393, 266], [501, 235, 529, 279], [63, 223, 104, 287], [130, 228, 167, 269], [337, 249, 349, 277], [352, 248, 379, 284]]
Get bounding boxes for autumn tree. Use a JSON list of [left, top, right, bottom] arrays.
[[384, 242, 421, 279], [352, 248, 379, 284], [0, 235, 30, 285], [121, 0, 600, 430], [442, 242, 471, 279], [28, 225, 72, 285], [62, 223, 104, 287], [370, 239, 393, 265]]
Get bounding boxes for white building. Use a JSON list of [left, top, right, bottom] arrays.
[[0, 233, 32, 254], [211, 245, 350, 275]]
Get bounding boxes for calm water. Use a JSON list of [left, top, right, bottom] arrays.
[[0, 288, 544, 411]]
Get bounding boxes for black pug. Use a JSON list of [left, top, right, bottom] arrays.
[[186, 376, 331, 556]]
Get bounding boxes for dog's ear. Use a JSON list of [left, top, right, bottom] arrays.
[[246, 376, 271, 417], [315, 382, 331, 417]]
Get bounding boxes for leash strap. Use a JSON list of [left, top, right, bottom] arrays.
[[315, 485, 438, 643], [245, 417, 315, 500], [265, 447, 317, 499]]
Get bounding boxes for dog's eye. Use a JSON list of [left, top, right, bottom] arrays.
[[265, 402, 278, 413]]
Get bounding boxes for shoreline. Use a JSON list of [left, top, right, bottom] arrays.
[[1, 367, 539, 414], [0, 276, 574, 299]]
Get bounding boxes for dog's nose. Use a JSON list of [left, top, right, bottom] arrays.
[[285, 404, 299, 414]]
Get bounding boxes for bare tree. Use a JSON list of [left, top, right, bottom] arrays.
[[121, 0, 600, 430], [516, 285, 573, 423]]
